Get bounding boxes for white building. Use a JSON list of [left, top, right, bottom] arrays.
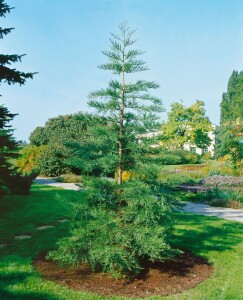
[[140, 125, 218, 156], [183, 125, 218, 156]]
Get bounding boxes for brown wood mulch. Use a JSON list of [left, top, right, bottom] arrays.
[[34, 251, 213, 298]]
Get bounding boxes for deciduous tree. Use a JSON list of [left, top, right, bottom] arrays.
[[161, 100, 213, 150], [29, 113, 108, 176]]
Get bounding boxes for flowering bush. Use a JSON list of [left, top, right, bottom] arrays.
[[203, 175, 243, 187]]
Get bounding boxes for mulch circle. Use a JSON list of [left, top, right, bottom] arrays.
[[34, 251, 213, 298]]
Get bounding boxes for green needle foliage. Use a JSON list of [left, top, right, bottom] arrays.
[[49, 22, 179, 278], [220, 70, 243, 125], [0, 0, 35, 197], [88, 21, 164, 185], [48, 177, 178, 277], [0, 0, 35, 87], [0, 105, 18, 197], [217, 70, 243, 171]]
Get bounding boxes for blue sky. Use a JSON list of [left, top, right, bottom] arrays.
[[1, 0, 243, 141]]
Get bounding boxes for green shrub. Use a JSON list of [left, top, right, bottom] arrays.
[[6, 170, 38, 195], [179, 150, 201, 164], [159, 153, 182, 165], [15, 145, 45, 175], [209, 198, 228, 207], [56, 173, 82, 183], [195, 188, 243, 208], [29, 113, 109, 177], [159, 172, 197, 186], [202, 151, 212, 160], [37, 144, 71, 176], [48, 177, 179, 277], [158, 149, 200, 165]]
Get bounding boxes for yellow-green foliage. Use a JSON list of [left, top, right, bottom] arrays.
[[57, 173, 82, 183], [159, 161, 243, 186], [216, 155, 243, 175], [202, 151, 212, 160], [122, 170, 133, 181], [15, 145, 46, 175], [115, 170, 133, 181]]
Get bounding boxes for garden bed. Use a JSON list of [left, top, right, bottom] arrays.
[[177, 182, 243, 209], [35, 251, 213, 298]]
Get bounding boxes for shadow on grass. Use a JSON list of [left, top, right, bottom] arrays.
[[0, 258, 57, 300], [0, 281, 56, 299], [172, 212, 243, 255]]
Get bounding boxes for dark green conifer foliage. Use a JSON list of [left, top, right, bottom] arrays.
[[0, 0, 35, 196], [0, 0, 34, 87], [220, 70, 243, 124], [218, 70, 243, 168], [0, 105, 18, 196], [49, 23, 178, 278]]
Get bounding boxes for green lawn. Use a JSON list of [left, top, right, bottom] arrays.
[[0, 184, 243, 299]]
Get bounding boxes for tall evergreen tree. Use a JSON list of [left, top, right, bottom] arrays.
[[88, 22, 164, 184], [49, 23, 178, 278], [0, 0, 35, 196], [220, 70, 243, 124], [218, 70, 243, 169]]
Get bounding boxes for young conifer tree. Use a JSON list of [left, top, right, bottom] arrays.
[[88, 22, 164, 184], [49, 23, 178, 278]]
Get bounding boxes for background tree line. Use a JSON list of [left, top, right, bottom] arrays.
[[218, 70, 243, 171]]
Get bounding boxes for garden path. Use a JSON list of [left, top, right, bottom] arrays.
[[34, 177, 243, 223], [33, 177, 81, 191], [183, 202, 243, 223]]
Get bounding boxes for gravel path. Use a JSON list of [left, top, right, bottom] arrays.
[[33, 177, 81, 191], [183, 202, 243, 223]]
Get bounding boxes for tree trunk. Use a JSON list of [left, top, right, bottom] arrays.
[[117, 49, 125, 185]]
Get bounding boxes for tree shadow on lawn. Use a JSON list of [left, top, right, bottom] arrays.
[[172, 212, 243, 255], [0, 262, 57, 300], [0, 275, 56, 300]]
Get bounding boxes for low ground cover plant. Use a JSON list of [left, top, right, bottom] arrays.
[[159, 161, 243, 188], [56, 173, 82, 184], [203, 175, 243, 187], [157, 149, 201, 165], [195, 188, 243, 208]]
